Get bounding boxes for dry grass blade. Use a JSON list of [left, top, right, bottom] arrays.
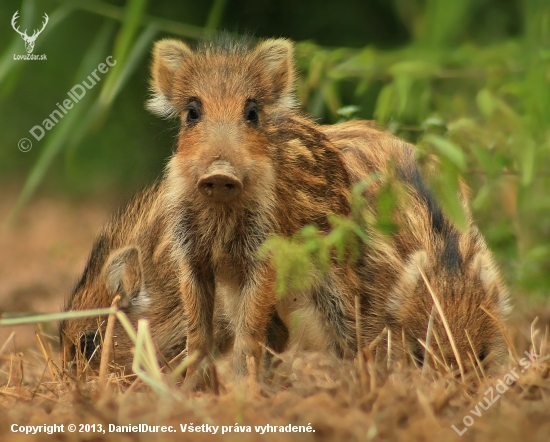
[[417, 339, 447, 372], [466, 329, 486, 379], [115, 311, 137, 342], [1, 310, 550, 440], [34, 333, 56, 381], [541, 326, 549, 359], [0, 332, 15, 357], [417, 265, 465, 381], [432, 326, 450, 374], [401, 328, 407, 362], [355, 295, 363, 359], [368, 326, 388, 352], [355, 295, 368, 388], [387, 328, 392, 371], [153, 341, 174, 374], [37, 324, 54, 358], [531, 317, 540, 357], [119, 317, 174, 396], [99, 295, 120, 390], [31, 363, 49, 401], [79, 336, 101, 376], [422, 306, 436, 376], [0, 308, 115, 326], [467, 352, 482, 385], [480, 305, 518, 362], [169, 350, 196, 382]]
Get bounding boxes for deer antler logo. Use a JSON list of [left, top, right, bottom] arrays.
[[11, 10, 49, 54]]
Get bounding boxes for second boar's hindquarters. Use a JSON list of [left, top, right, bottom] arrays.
[[149, 36, 359, 380], [324, 121, 511, 374]]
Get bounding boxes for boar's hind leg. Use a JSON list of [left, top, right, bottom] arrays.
[[312, 274, 357, 358]]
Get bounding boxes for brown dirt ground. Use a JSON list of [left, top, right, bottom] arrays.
[[1, 191, 550, 442], [0, 190, 113, 349]]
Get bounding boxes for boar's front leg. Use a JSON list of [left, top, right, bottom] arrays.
[[232, 264, 277, 380], [180, 261, 215, 386]]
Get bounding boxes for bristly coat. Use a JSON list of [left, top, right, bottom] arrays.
[[60, 182, 187, 372], [149, 36, 362, 380], [324, 121, 511, 373]]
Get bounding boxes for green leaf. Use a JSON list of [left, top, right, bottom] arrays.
[[430, 164, 468, 231], [205, 0, 228, 32], [472, 182, 492, 211], [423, 134, 467, 172], [98, 0, 150, 107], [260, 235, 316, 298], [374, 83, 395, 123], [476, 89, 497, 118], [336, 105, 361, 120], [519, 138, 536, 187], [471, 143, 497, 176], [330, 47, 377, 79], [388, 60, 440, 79], [419, 0, 475, 48], [99, 23, 158, 109], [112, 0, 149, 66], [394, 75, 413, 116]]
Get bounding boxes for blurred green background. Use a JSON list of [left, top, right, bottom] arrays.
[[0, 0, 549, 297]]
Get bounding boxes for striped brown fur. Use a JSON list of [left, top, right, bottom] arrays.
[[324, 121, 511, 373], [64, 38, 510, 380], [149, 36, 362, 381], [60, 182, 187, 373]]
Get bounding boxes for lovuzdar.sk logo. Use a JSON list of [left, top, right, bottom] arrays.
[[11, 10, 48, 61]]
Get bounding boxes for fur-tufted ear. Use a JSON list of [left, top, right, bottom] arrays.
[[471, 250, 512, 316], [147, 39, 192, 118], [253, 39, 296, 104], [103, 246, 148, 311], [387, 250, 428, 313], [470, 250, 497, 289]]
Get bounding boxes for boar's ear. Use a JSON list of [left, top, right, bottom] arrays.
[[253, 39, 296, 105], [147, 39, 192, 118], [471, 250, 512, 316], [388, 250, 427, 313], [103, 246, 147, 311]]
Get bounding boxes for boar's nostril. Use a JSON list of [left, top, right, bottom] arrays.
[[198, 169, 243, 202]]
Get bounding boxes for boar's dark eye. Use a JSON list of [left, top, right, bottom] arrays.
[[412, 345, 424, 367], [478, 347, 487, 362], [244, 101, 259, 125], [78, 332, 100, 361], [186, 101, 201, 124]]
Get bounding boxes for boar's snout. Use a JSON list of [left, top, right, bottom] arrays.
[[198, 162, 243, 202]]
